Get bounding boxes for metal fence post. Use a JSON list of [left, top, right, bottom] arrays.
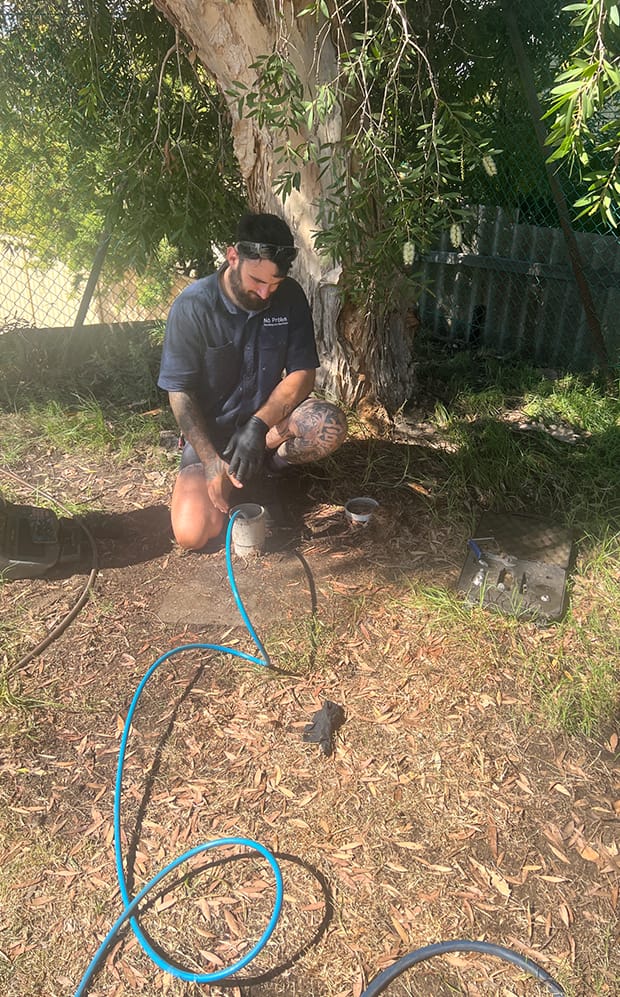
[[73, 227, 112, 327]]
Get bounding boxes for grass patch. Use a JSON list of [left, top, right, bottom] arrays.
[[267, 613, 344, 676], [0, 580, 35, 667], [522, 375, 620, 434], [420, 366, 620, 537], [521, 604, 619, 737], [538, 653, 617, 736], [0, 321, 175, 465], [434, 415, 619, 533], [31, 395, 167, 459], [393, 578, 618, 737], [0, 668, 45, 713], [0, 394, 174, 469], [576, 528, 620, 595]]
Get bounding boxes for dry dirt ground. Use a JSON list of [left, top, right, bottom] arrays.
[[1, 433, 618, 996]]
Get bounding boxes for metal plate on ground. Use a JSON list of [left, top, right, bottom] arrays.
[[457, 511, 573, 623]]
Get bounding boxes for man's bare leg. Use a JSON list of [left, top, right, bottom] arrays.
[[171, 464, 232, 549]]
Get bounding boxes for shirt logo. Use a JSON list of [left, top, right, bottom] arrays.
[[263, 316, 288, 326]]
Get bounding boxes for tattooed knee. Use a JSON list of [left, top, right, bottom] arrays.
[[284, 399, 347, 462]]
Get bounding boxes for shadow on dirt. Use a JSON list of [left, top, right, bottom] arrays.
[[83, 503, 174, 565]]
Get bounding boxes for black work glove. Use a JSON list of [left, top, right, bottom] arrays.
[[222, 415, 269, 484]]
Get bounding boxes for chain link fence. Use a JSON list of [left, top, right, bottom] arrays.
[[418, 26, 620, 372], [0, 174, 189, 333]]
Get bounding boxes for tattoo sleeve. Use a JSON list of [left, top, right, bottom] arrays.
[[168, 390, 224, 479]]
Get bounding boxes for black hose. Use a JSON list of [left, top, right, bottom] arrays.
[[361, 939, 566, 995]]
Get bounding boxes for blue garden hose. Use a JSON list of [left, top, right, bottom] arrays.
[[74, 512, 566, 997], [75, 511, 280, 994]]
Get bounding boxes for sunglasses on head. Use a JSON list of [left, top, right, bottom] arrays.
[[235, 241, 298, 265]]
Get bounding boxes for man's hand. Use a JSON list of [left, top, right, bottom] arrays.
[[206, 470, 233, 513], [222, 416, 269, 484]]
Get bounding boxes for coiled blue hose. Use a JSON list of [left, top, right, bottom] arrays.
[[75, 511, 281, 994]]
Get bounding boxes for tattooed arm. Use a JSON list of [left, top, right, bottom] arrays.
[[168, 391, 220, 472], [168, 390, 242, 506], [254, 369, 316, 428]]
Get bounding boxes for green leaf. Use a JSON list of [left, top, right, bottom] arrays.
[[547, 133, 576, 161], [550, 81, 582, 96]]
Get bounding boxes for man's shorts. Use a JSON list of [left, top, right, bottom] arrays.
[[179, 440, 232, 469], [179, 441, 202, 469]]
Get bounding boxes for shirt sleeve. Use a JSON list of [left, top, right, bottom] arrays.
[[157, 295, 204, 393], [283, 280, 320, 373]]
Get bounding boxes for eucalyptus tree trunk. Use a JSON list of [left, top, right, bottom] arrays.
[[153, 0, 417, 413]]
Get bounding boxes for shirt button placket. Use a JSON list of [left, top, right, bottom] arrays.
[[242, 317, 257, 405]]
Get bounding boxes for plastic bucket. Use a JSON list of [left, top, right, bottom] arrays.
[[229, 504, 266, 556]]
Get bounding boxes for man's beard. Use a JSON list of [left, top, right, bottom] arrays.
[[227, 264, 271, 311]]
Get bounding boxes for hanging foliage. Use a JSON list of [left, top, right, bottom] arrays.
[[544, 0, 620, 227], [0, 0, 245, 275]]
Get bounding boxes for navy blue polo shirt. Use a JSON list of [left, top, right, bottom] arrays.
[[158, 267, 319, 448]]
